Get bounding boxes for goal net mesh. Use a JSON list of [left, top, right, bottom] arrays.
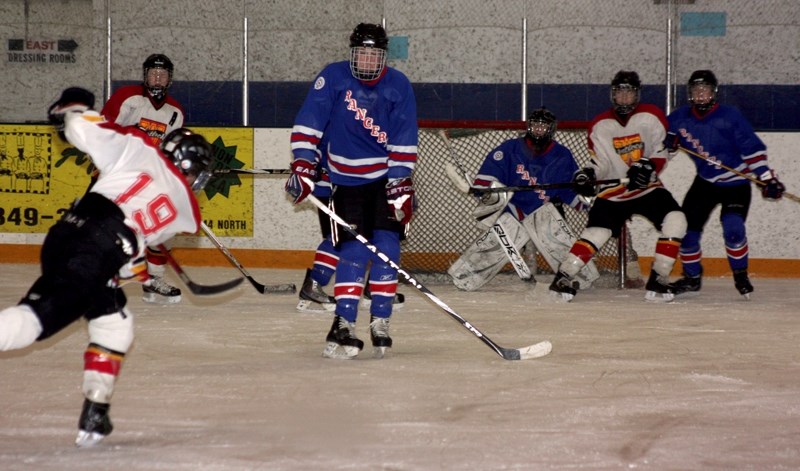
[[401, 120, 637, 285]]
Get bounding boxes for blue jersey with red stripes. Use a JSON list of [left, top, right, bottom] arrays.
[[290, 61, 418, 187], [667, 103, 769, 186], [473, 138, 581, 220]]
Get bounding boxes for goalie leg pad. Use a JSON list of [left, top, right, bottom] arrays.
[[448, 213, 529, 291], [523, 204, 600, 288], [473, 182, 513, 232]]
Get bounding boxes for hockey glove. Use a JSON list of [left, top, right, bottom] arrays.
[[759, 169, 785, 200], [47, 87, 96, 140], [572, 167, 597, 197], [386, 177, 416, 224], [662, 131, 680, 153], [626, 158, 656, 190], [285, 159, 318, 204]]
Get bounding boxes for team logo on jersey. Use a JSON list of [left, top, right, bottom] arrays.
[[612, 134, 644, 164], [314, 76, 325, 90], [492, 151, 504, 161], [137, 118, 168, 146]]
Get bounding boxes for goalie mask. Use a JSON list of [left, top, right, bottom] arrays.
[[526, 107, 557, 148], [610, 70, 641, 116], [161, 128, 215, 192], [687, 69, 718, 113], [349, 23, 388, 81], [143, 53, 174, 102]]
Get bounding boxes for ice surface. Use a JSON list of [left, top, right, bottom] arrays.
[[1, 264, 799, 470]]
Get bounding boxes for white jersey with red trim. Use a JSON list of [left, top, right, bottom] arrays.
[[587, 103, 670, 202], [101, 84, 184, 146], [63, 109, 201, 250]]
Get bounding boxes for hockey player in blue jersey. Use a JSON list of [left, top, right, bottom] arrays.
[[664, 70, 785, 299], [286, 23, 418, 359], [448, 107, 599, 291]]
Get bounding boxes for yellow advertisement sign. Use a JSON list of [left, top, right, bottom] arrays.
[[0, 124, 254, 236]]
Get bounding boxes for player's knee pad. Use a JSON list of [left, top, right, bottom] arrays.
[[661, 210, 688, 240], [579, 226, 612, 252], [681, 229, 702, 253], [0, 304, 42, 351], [720, 212, 746, 247], [87, 309, 134, 354], [372, 229, 400, 262]]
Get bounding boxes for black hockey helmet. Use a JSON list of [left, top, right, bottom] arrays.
[[161, 128, 215, 192], [142, 53, 174, 102], [687, 69, 718, 112], [349, 23, 389, 50], [349, 23, 389, 81], [610, 70, 641, 116], [526, 107, 557, 147]]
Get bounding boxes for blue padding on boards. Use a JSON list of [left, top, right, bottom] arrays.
[[681, 12, 726, 37]]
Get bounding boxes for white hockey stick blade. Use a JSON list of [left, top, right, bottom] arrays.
[[444, 161, 471, 193], [516, 340, 553, 360]]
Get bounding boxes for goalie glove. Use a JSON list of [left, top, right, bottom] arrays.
[[572, 167, 597, 197], [758, 169, 785, 200], [386, 177, 416, 224], [285, 159, 318, 204], [626, 158, 656, 190]]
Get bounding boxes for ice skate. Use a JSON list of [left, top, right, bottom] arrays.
[[733, 269, 753, 300], [360, 285, 405, 309], [549, 271, 576, 302], [75, 399, 113, 448], [644, 270, 675, 302], [296, 269, 336, 312], [322, 315, 363, 360], [142, 275, 181, 304], [369, 315, 392, 359], [672, 273, 702, 296]]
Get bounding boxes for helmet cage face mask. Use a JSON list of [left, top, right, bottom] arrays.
[[143, 54, 174, 101], [526, 109, 557, 147], [688, 82, 717, 112], [611, 85, 640, 116], [161, 129, 214, 193], [349, 46, 387, 81]]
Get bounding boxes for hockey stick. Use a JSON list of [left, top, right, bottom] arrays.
[[678, 145, 800, 203], [157, 244, 244, 296], [304, 192, 552, 360], [200, 223, 297, 294], [469, 178, 626, 195], [438, 130, 534, 281], [214, 168, 291, 175]]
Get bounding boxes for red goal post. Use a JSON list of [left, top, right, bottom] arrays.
[[401, 119, 637, 286]]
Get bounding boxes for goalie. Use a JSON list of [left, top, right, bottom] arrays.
[[448, 108, 599, 291]]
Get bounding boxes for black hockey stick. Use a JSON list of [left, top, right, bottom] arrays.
[[469, 178, 627, 195], [214, 168, 291, 175], [200, 223, 296, 294], [158, 244, 244, 296], [305, 192, 552, 361]]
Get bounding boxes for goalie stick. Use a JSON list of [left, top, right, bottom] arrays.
[[200, 223, 297, 294], [438, 130, 534, 282], [678, 145, 800, 204], [214, 168, 292, 175], [157, 244, 245, 296], [304, 191, 552, 361]]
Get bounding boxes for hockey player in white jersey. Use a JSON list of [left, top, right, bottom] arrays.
[[0, 87, 214, 447], [448, 108, 599, 291], [549, 71, 687, 302]]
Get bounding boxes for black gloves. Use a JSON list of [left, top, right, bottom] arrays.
[[572, 167, 597, 197], [626, 159, 656, 190]]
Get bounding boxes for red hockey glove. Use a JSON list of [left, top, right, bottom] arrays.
[[759, 169, 785, 200], [386, 177, 416, 224], [285, 159, 318, 204]]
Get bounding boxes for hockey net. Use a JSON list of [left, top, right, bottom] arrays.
[[401, 119, 638, 287]]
